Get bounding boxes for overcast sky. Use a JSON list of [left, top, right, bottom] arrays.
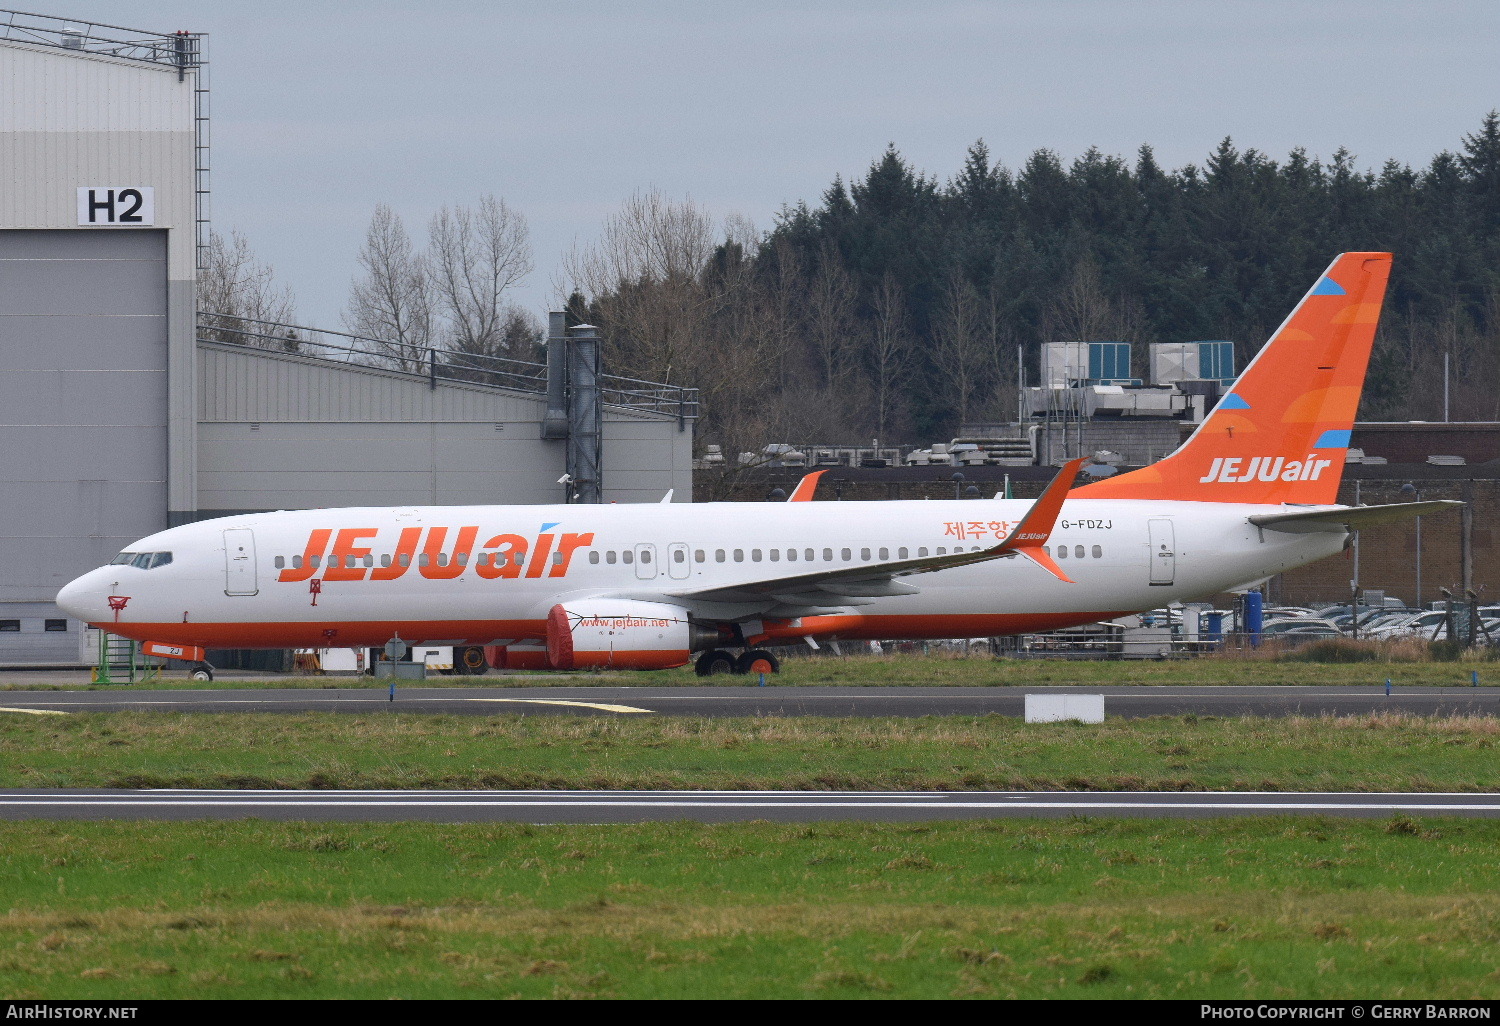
[[48, 0, 1500, 329]]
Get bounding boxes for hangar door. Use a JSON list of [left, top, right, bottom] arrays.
[[0, 229, 169, 664]]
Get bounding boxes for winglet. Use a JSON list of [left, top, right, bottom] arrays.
[[993, 457, 1088, 583], [789, 470, 827, 502]]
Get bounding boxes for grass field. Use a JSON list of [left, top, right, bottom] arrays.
[[4, 652, 1497, 690], [5, 712, 1498, 792], [3, 817, 1498, 999]]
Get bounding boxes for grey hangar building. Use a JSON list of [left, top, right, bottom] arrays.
[[0, 10, 695, 668]]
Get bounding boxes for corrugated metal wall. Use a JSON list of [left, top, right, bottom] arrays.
[[0, 229, 169, 663], [196, 343, 693, 511]]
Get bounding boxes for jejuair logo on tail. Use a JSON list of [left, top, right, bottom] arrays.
[[1199, 455, 1334, 484]]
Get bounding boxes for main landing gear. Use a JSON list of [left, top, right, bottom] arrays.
[[693, 648, 781, 677]]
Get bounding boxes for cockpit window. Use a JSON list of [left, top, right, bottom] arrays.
[[119, 551, 173, 569]]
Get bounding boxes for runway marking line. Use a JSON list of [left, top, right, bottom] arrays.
[[467, 699, 653, 714], [3, 799, 1500, 813], [0, 706, 67, 716]]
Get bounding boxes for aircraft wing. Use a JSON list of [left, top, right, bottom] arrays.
[[1249, 500, 1462, 534], [668, 458, 1087, 609]]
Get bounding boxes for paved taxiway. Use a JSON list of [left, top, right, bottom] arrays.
[[0, 684, 1495, 718], [2, 789, 1497, 822]]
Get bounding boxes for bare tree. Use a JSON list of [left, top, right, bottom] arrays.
[[199, 230, 296, 346], [428, 195, 533, 359], [558, 189, 724, 384], [982, 276, 1021, 423], [343, 204, 431, 372], [868, 271, 911, 439], [1043, 254, 1147, 344], [933, 268, 986, 426], [807, 246, 857, 389]]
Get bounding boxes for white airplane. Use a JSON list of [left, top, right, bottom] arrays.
[[57, 252, 1457, 677]]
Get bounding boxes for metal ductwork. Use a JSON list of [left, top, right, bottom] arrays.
[[541, 311, 569, 440], [540, 312, 603, 503]]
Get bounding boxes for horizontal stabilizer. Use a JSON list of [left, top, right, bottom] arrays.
[[1249, 500, 1462, 534]]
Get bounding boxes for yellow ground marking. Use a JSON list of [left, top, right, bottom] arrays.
[[467, 698, 653, 714]]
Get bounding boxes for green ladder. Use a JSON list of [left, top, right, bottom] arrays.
[[91, 632, 159, 685]]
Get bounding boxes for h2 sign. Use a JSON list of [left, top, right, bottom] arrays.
[[77, 187, 154, 226]]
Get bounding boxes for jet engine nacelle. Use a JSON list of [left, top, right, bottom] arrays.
[[545, 599, 698, 670]]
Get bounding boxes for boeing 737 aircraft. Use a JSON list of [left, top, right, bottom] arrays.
[[57, 252, 1457, 676]]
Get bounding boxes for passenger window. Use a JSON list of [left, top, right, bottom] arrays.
[[786, 549, 797, 561], [898, 547, 908, 559], [399, 554, 410, 567], [769, 549, 779, 562], [436, 554, 448, 567], [380, 554, 391, 567], [734, 549, 744, 562], [752, 549, 762, 562], [1056, 545, 1067, 559], [716, 549, 726, 562], [311, 555, 322, 569], [1092, 545, 1102, 559], [805, 548, 814, 561], [456, 553, 468, 566], [1074, 545, 1085, 559], [274, 556, 286, 569], [640, 550, 651, 564], [606, 551, 617, 564], [293, 555, 303, 569], [695, 550, 706, 563], [552, 552, 563, 565], [878, 547, 889, 560], [623, 550, 634, 564], [823, 548, 833, 561], [860, 548, 871, 561], [937, 547, 946, 555], [918, 547, 929, 557], [477, 553, 489, 566], [364, 554, 374, 567], [419, 554, 431, 567], [589, 551, 600, 564]]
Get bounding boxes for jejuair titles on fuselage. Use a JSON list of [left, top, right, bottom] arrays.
[[276, 525, 596, 583]]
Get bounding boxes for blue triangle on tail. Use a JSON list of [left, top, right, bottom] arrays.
[[1310, 277, 1346, 296], [1217, 392, 1251, 410], [540, 522, 560, 532]]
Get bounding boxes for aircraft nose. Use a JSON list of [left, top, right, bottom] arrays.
[[56, 569, 108, 624]]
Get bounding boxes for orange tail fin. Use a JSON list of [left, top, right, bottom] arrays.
[[1075, 252, 1392, 504]]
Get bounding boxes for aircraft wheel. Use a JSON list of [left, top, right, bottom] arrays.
[[735, 649, 780, 675], [457, 646, 489, 676], [190, 663, 213, 682], [694, 650, 736, 677]]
